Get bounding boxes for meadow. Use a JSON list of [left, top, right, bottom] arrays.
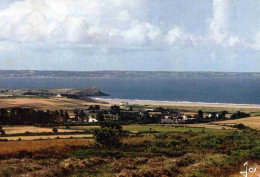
[[0, 127, 259, 177], [2, 126, 83, 134], [0, 139, 93, 154], [218, 116, 260, 130], [0, 134, 93, 141], [58, 123, 239, 133], [0, 96, 259, 176], [0, 95, 109, 111]]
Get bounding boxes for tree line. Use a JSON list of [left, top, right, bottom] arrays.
[[0, 108, 70, 125]]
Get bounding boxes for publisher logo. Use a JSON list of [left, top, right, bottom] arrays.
[[240, 162, 258, 177]]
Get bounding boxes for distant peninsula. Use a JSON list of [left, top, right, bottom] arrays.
[[0, 70, 259, 78], [0, 88, 109, 103]]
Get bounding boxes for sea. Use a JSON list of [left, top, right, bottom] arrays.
[[0, 77, 259, 104]]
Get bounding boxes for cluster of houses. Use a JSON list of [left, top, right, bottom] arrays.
[[66, 102, 234, 124]]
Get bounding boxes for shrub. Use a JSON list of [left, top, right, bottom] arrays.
[[52, 127, 58, 133], [176, 155, 196, 167], [233, 123, 248, 130], [251, 146, 260, 159], [168, 140, 180, 147], [93, 122, 123, 148], [0, 129, 5, 135]]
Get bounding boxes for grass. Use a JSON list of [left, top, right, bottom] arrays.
[[0, 139, 93, 154], [218, 116, 260, 130], [62, 124, 233, 133], [180, 123, 235, 130], [122, 124, 233, 133], [0, 134, 93, 141], [0, 128, 258, 176], [2, 126, 83, 134], [147, 104, 260, 114], [0, 96, 109, 111], [71, 129, 260, 177]]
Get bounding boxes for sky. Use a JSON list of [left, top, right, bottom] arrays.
[[0, 0, 260, 72]]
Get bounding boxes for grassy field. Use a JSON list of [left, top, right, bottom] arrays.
[[0, 96, 259, 176], [0, 95, 109, 111], [148, 104, 260, 115], [62, 124, 235, 133], [0, 134, 93, 141], [0, 129, 258, 177], [2, 126, 84, 134], [1, 95, 260, 114], [0, 122, 258, 176], [0, 139, 93, 154], [217, 116, 260, 130]]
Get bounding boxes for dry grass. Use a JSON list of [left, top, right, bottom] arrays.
[[0, 96, 108, 111], [0, 134, 93, 141], [122, 135, 154, 146], [218, 116, 260, 130], [2, 126, 83, 134], [181, 123, 235, 130], [60, 125, 99, 130], [0, 139, 93, 154]]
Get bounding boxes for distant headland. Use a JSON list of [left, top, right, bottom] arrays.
[[0, 70, 259, 78]]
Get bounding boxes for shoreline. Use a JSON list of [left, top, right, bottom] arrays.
[[94, 98, 260, 108]]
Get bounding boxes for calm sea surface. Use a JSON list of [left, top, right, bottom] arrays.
[[0, 77, 259, 104]]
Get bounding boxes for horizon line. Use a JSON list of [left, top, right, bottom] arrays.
[[0, 69, 259, 73]]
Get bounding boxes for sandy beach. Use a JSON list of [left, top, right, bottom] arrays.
[[95, 98, 260, 109]]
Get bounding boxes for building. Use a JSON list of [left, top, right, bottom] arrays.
[[119, 102, 129, 106], [161, 119, 174, 124]]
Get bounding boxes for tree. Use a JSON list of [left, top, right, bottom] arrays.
[[211, 112, 217, 122], [59, 110, 64, 120], [93, 122, 123, 148], [97, 112, 104, 122], [52, 127, 58, 133], [74, 109, 79, 121], [198, 110, 204, 121], [89, 106, 94, 110], [141, 112, 151, 123], [0, 129, 5, 135], [94, 105, 100, 111], [111, 105, 120, 115], [79, 110, 86, 122], [64, 111, 70, 122], [218, 111, 228, 120], [53, 110, 60, 122], [0, 108, 7, 124]]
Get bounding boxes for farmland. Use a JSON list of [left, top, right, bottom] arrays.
[[0, 139, 93, 154], [0, 95, 109, 111], [0, 95, 259, 176], [218, 116, 260, 130], [0, 126, 259, 177], [2, 126, 82, 134]]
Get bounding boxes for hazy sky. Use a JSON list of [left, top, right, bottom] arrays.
[[0, 0, 260, 72]]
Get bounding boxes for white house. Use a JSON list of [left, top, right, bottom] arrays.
[[119, 102, 129, 106]]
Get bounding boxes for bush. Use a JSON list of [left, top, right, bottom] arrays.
[[52, 127, 58, 133], [251, 146, 260, 159], [169, 140, 180, 147], [176, 155, 195, 167], [0, 129, 5, 135], [93, 122, 123, 148], [233, 123, 248, 130]]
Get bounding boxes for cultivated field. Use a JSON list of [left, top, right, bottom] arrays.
[[2, 126, 83, 134], [0, 134, 93, 141], [217, 116, 260, 130], [0, 96, 108, 111], [0, 139, 93, 154], [62, 124, 235, 133]]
